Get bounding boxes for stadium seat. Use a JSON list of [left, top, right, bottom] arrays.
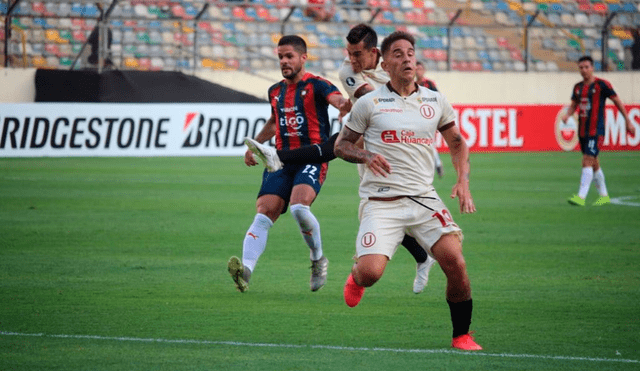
[[124, 57, 140, 69], [32, 56, 48, 68]]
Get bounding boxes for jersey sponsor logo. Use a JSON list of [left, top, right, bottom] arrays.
[[420, 104, 435, 119], [381, 130, 434, 145], [281, 106, 299, 113], [381, 130, 401, 143], [374, 98, 395, 104], [279, 114, 304, 130], [346, 77, 356, 87], [420, 97, 437, 103], [579, 98, 590, 118], [379, 108, 403, 113]]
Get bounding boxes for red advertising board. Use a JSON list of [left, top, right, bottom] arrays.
[[437, 105, 640, 152]]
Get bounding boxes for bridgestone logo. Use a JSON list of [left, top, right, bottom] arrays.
[[1, 116, 170, 149]]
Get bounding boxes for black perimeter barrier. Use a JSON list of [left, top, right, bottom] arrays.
[[35, 69, 266, 103]]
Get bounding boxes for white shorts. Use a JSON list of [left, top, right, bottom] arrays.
[[355, 191, 463, 259]]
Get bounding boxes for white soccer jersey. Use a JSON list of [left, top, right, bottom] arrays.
[[346, 83, 456, 199], [338, 57, 390, 103]]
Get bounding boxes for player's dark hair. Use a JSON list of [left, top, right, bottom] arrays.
[[578, 55, 594, 65], [380, 31, 415, 56], [346, 23, 377, 50], [278, 35, 307, 54]]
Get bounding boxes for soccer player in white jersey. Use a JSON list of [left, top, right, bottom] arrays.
[[334, 31, 482, 351], [246, 24, 438, 294]]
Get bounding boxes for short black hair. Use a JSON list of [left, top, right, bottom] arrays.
[[278, 35, 307, 55], [578, 55, 593, 65], [346, 23, 377, 50], [380, 31, 415, 56]]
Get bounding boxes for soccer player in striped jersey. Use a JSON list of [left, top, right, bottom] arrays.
[[561, 56, 635, 206], [246, 24, 439, 295], [228, 35, 351, 293]]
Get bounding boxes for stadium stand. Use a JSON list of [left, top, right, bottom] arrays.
[[1, 0, 639, 73]]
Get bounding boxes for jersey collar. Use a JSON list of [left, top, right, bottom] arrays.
[[386, 81, 420, 97]]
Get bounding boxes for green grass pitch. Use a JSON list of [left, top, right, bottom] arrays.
[[1, 152, 639, 370]]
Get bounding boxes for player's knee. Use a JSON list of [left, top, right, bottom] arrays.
[[354, 269, 382, 287], [353, 256, 387, 287]]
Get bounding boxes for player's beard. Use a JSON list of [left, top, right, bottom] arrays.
[[281, 65, 301, 80]]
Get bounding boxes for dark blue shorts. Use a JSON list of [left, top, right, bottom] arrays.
[[579, 136, 602, 157], [258, 162, 328, 214]]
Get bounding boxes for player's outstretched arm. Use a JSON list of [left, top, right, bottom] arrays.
[[327, 94, 352, 123], [335, 126, 391, 177], [610, 96, 636, 136], [441, 123, 476, 214]]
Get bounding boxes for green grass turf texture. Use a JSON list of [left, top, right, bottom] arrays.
[[1, 152, 639, 371]]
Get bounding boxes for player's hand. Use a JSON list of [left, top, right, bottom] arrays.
[[365, 153, 392, 177], [451, 181, 476, 214], [338, 99, 352, 123], [244, 149, 258, 167], [627, 119, 636, 136]]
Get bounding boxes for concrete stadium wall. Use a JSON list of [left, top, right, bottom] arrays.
[[1, 68, 638, 105], [199, 69, 640, 105], [0, 68, 37, 102]]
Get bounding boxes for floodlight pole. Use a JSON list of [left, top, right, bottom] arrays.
[[192, 3, 209, 76], [4, 0, 21, 68], [446, 9, 462, 72], [280, 7, 296, 36], [524, 10, 539, 72], [601, 12, 617, 71]]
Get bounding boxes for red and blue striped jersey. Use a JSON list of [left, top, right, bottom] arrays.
[[268, 72, 340, 151], [418, 77, 438, 92], [570, 77, 617, 137]]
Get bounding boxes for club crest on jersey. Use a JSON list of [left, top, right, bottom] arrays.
[[420, 104, 435, 119], [346, 77, 356, 87], [361, 232, 376, 248]]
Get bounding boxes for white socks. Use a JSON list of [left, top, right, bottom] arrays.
[[577, 167, 608, 199], [593, 168, 608, 197], [242, 213, 273, 273], [290, 204, 323, 261], [578, 167, 594, 199]]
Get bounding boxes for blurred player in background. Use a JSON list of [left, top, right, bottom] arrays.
[[245, 23, 437, 294], [561, 55, 636, 206], [335, 31, 481, 351], [228, 35, 351, 293], [416, 61, 444, 178]]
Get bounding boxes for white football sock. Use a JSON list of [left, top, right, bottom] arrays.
[[593, 168, 608, 197], [290, 204, 323, 261], [578, 167, 593, 199], [242, 213, 273, 273]]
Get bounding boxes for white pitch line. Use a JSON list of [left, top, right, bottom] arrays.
[[1, 331, 638, 364], [610, 195, 640, 207]]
